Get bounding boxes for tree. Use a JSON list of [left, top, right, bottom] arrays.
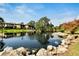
[[59, 19, 79, 33], [20, 22, 25, 29], [27, 20, 35, 29], [0, 17, 5, 28], [46, 23, 54, 32], [0, 17, 4, 22], [35, 16, 54, 32], [39, 16, 50, 25]]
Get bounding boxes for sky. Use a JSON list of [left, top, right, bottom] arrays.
[[0, 3, 79, 26]]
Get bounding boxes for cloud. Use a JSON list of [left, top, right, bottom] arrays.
[[0, 8, 6, 13], [0, 3, 11, 8], [0, 4, 39, 23], [30, 4, 45, 10], [15, 5, 27, 14], [0, 3, 45, 23], [14, 4, 36, 15], [1, 3, 77, 26], [0, 3, 7, 6], [49, 9, 78, 26], [13, 4, 37, 22]]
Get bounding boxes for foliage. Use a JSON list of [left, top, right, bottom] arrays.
[[0, 17, 4, 22], [35, 16, 54, 32], [27, 20, 36, 29], [59, 19, 79, 33], [54, 26, 65, 32], [73, 27, 79, 33]]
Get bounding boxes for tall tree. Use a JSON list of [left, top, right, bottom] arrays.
[[35, 16, 54, 32], [0, 17, 5, 28], [27, 20, 35, 29]]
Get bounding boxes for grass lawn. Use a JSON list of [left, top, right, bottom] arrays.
[[0, 29, 35, 33], [74, 27, 79, 33], [64, 41, 79, 56]]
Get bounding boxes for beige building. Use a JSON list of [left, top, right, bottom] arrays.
[[0, 22, 28, 29]]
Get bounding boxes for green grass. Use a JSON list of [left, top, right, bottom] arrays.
[[0, 29, 35, 33], [74, 27, 79, 33], [64, 42, 79, 56]]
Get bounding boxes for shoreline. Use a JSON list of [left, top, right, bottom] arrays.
[[0, 32, 79, 56], [0, 29, 35, 33]]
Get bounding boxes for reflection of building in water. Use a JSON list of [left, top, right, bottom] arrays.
[[0, 33, 5, 37], [20, 32, 26, 36], [16, 33, 21, 36], [0, 32, 26, 39]]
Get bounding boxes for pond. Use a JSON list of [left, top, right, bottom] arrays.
[[0, 32, 62, 50]]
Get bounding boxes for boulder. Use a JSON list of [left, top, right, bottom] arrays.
[[47, 51, 56, 56], [53, 32, 68, 36], [65, 39, 71, 45], [60, 43, 69, 49], [61, 40, 66, 45], [53, 32, 68, 38], [0, 47, 19, 56], [32, 49, 38, 54], [0, 50, 19, 56], [71, 38, 79, 43], [36, 48, 48, 56], [57, 45, 68, 54], [0, 51, 6, 56], [47, 45, 54, 51], [16, 47, 27, 56], [0, 47, 31, 56], [66, 35, 75, 40], [61, 39, 71, 45], [32, 50, 36, 54], [7, 50, 19, 56], [63, 45, 68, 49], [4, 46, 13, 52], [58, 35, 68, 39], [47, 51, 53, 56], [26, 51, 31, 56]]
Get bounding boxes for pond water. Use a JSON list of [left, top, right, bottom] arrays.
[[0, 32, 62, 50]]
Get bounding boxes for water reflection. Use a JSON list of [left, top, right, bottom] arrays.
[[28, 32, 52, 44], [0, 32, 62, 50], [35, 33, 49, 44], [2, 32, 26, 38], [0, 40, 5, 51]]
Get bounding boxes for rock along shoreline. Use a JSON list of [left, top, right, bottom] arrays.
[[0, 32, 79, 56]]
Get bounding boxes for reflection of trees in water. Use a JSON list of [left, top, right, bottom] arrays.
[[4, 33, 17, 38], [35, 33, 50, 45], [27, 32, 36, 40], [0, 40, 5, 51], [20, 32, 26, 36], [28, 32, 50, 45], [20, 32, 26, 40]]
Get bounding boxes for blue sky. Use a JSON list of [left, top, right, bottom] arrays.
[[0, 3, 79, 26]]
